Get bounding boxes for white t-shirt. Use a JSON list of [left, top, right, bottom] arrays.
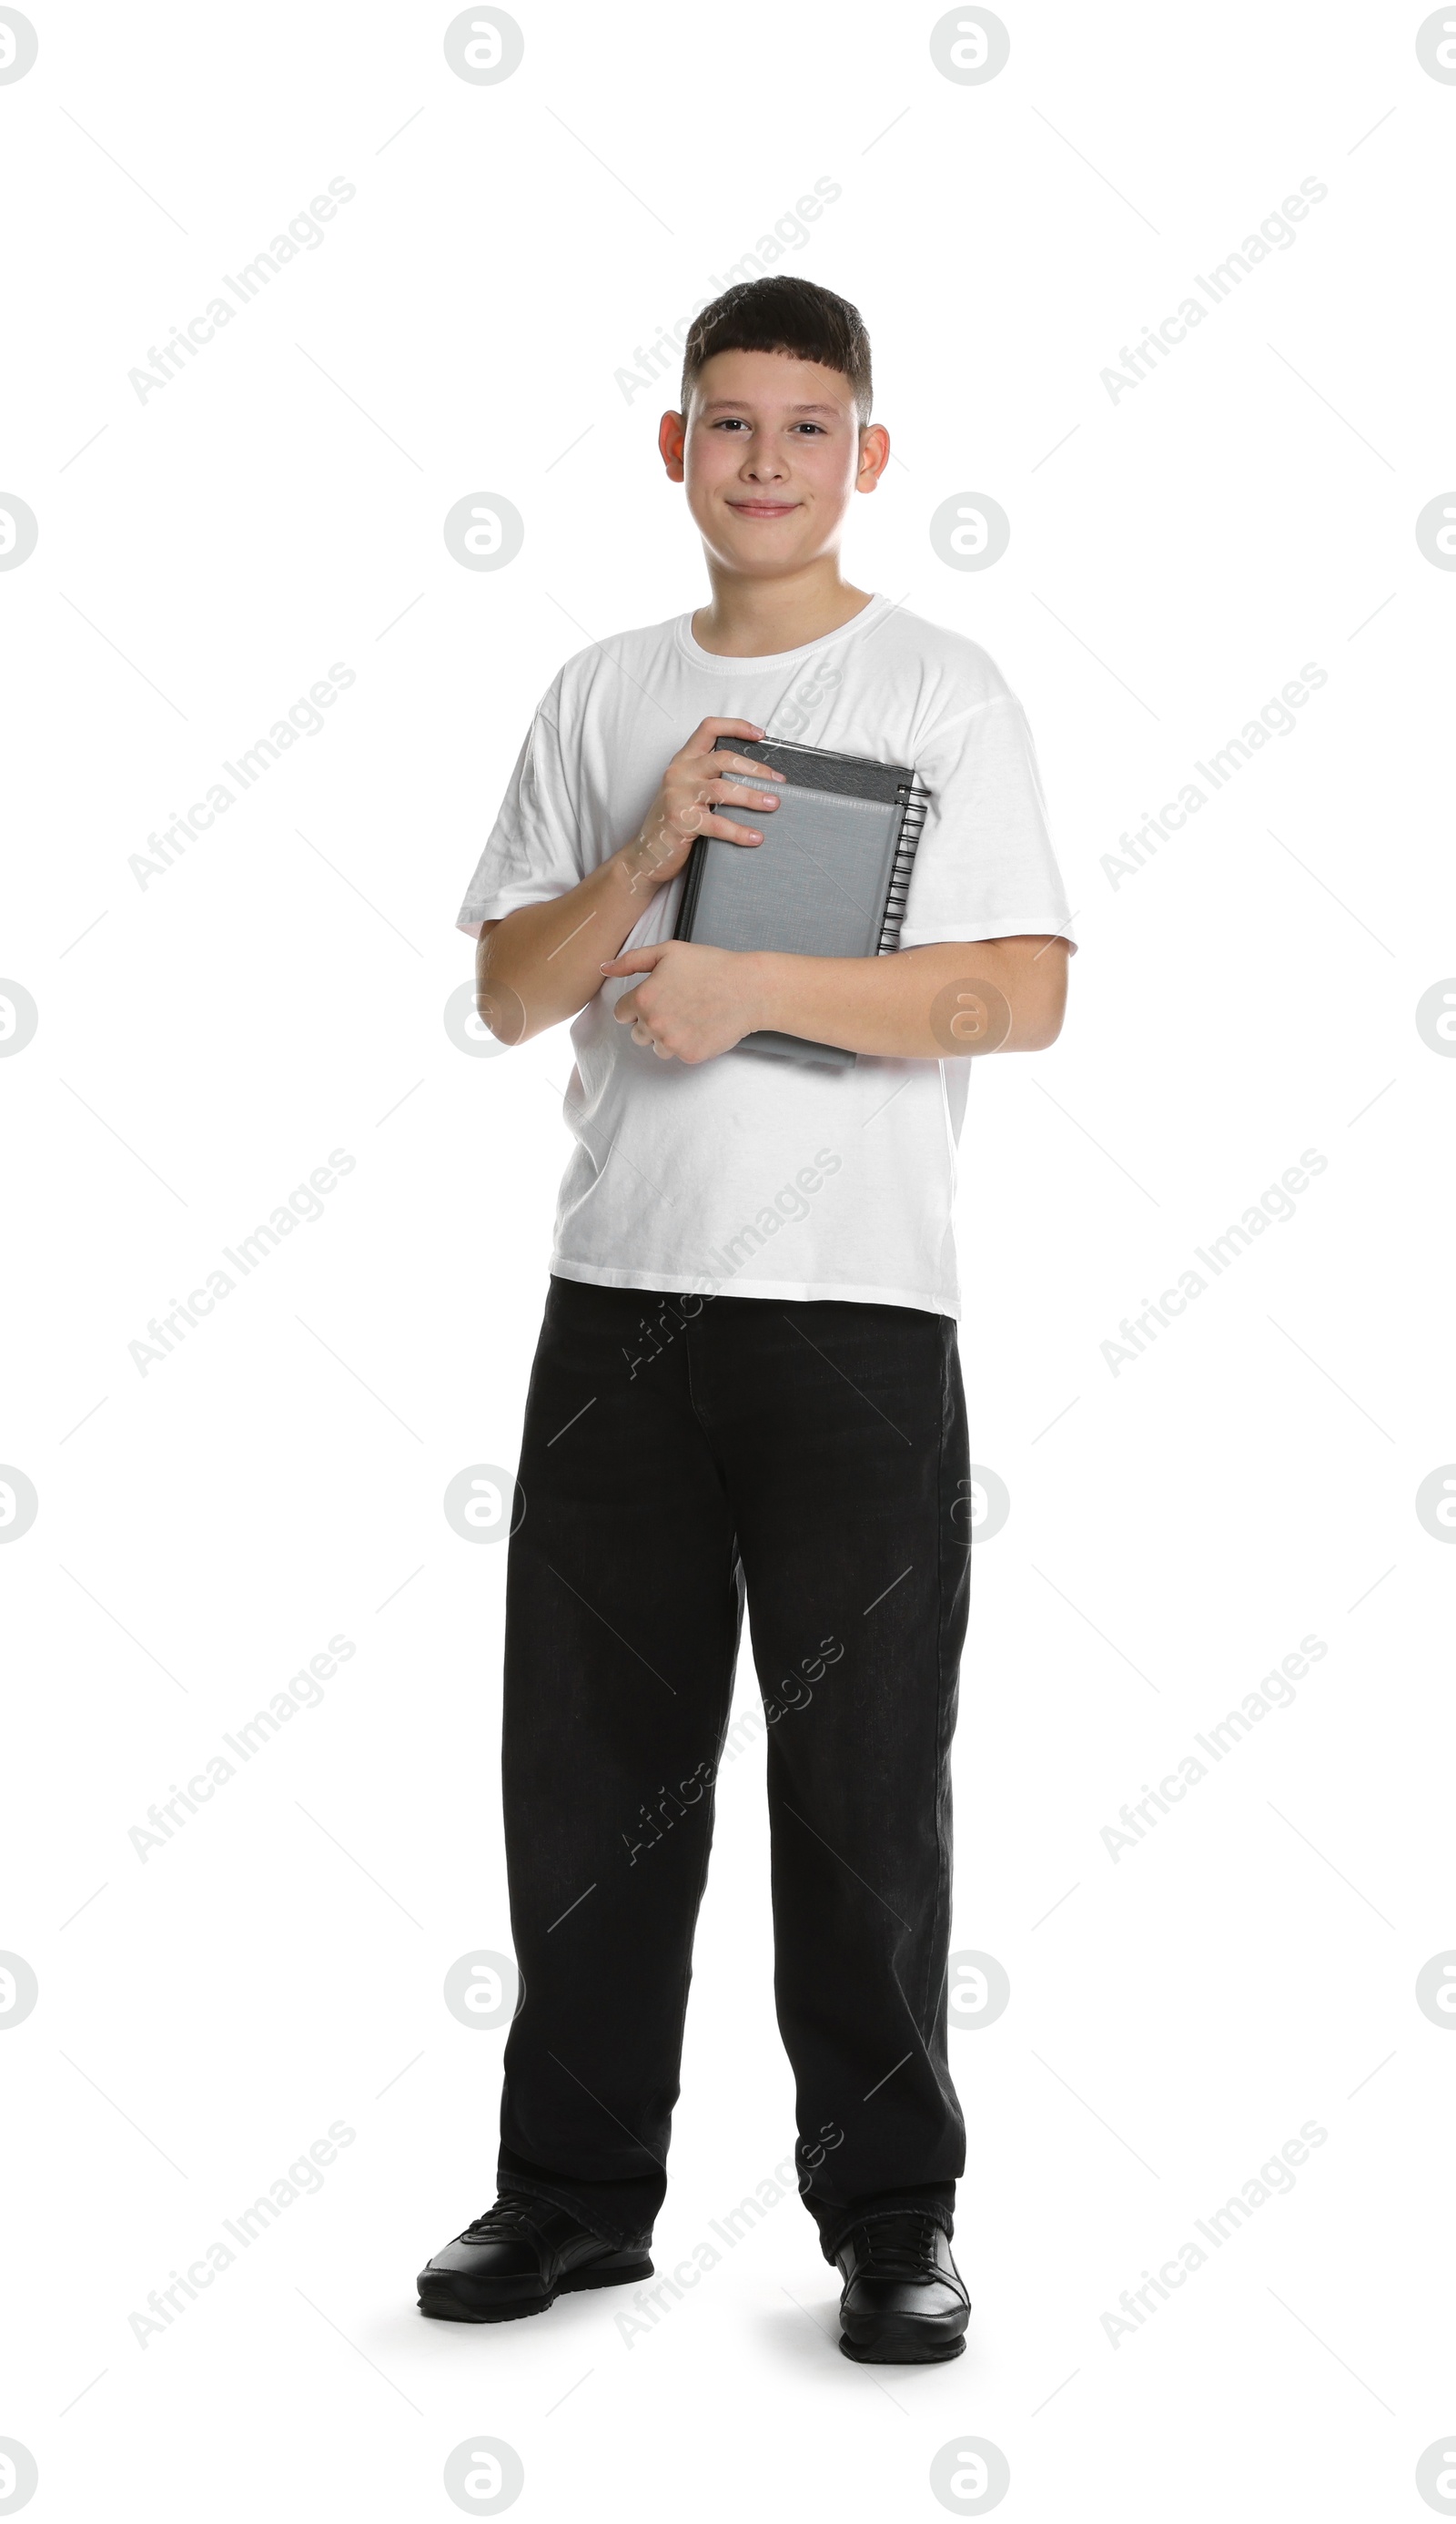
[[456, 595, 1075, 1318]]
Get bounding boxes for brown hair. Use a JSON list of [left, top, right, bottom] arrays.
[[680, 275, 873, 421]]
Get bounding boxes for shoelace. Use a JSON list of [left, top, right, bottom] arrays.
[[848, 2212, 942, 2276], [460, 2194, 542, 2242]]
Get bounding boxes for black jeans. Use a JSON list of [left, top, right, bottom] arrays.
[[495, 1273, 971, 2261]]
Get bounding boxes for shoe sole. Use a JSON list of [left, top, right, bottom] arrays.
[[839, 2317, 968, 2364], [417, 2254, 653, 2324]]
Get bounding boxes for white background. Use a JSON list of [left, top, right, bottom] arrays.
[[3, 2, 1455, 2518]]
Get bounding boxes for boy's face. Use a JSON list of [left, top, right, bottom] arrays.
[[660, 349, 889, 578]]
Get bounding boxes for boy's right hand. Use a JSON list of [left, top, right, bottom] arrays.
[[621, 718, 784, 895]]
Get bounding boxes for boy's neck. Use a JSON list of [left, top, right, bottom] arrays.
[[690, 558, 875, 658]]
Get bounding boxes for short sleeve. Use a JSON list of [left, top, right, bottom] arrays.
[[897, 691, 1077, 952], [455, 702, 583, 938]]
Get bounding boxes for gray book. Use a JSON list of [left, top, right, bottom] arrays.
[[672, 735, 930, 1069]]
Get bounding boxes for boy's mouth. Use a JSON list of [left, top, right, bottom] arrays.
[[728, 499, 801, 519]]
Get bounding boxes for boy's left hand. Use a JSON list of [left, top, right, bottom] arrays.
[[600, 941, 761, 1064]]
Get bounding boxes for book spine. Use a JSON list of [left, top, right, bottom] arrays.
[[672, 836, 707, 941], [876, 781, 930, 953]]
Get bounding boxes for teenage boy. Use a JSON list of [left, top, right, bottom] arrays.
[[418, 276, 1075, 2363]]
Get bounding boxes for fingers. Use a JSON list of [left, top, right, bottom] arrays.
[[660, 802, 770, 846], [683, 775, 780, 815], [712, 776, 781, 809], [669, 772, 780, 849], [712, 752, 785, 785], [697, 779, 778, 846], [695, 811, 766, 845], [682, 717, 770, 758], [677, 722, 785, 785], [607, 972, 666, 1052], [621, 1001, 665, 1054]]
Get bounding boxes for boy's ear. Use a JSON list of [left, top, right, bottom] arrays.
[[659, 410, 687, 481], [855, 421, 891, 494]]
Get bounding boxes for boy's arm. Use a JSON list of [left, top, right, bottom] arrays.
[[473, 855, 643, 1046], [599, 932, 1070, 1064], [475, 717, 784, 1043]]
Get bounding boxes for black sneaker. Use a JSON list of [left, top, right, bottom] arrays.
[[417, 2192, 652, 2324], [834, 2211, 970, 2363]]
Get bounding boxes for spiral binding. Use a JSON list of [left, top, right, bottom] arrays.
[[875, 778, 931, 954]]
